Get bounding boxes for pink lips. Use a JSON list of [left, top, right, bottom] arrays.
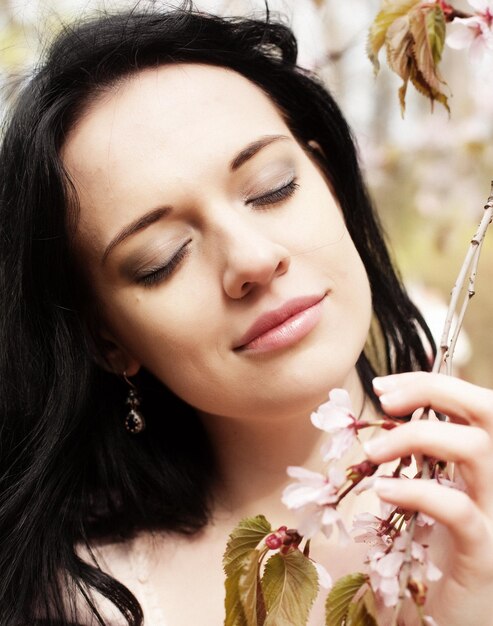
[[234, 293, 326, 353]]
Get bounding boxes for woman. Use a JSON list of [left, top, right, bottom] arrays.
[[1, 5, 492, 625]]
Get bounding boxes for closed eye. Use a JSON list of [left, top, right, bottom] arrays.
[[136, 239, 191, 287], [247, 178, 299, 208]]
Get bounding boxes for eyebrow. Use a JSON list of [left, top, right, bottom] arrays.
[[102, 206, 170, 264], [230, 134, 290, 171], [102, 134, 290, 264]]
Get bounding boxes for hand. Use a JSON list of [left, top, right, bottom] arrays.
[[364, 371, 493, 626]]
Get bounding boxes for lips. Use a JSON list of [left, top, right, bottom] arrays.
[[234, 293, 326, 351]]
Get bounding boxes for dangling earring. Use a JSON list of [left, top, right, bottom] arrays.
[[123, 372, 146, 434]]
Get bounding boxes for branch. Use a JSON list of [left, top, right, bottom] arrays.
[[445, 238, 484, 375], [390, 182, 493, 625], [433, 182, 493, 375]]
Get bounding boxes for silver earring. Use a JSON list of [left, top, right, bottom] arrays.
[[123, 372, 145, 434]]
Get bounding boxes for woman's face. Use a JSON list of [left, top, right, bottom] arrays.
[[63, 64, 372, 421]]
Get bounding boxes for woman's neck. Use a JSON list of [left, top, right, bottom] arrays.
[[199, 369, 378, 525]]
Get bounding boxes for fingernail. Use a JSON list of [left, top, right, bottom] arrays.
[[378, 391, 402, 407], [363, 437, 385, 457], [372, 376, 397, 394], [374, 478, 397, 497]]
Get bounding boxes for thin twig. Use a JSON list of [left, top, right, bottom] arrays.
[[432, 183, 493, 375], [391, 183, 493, 626], [445, 238, 484, 375]]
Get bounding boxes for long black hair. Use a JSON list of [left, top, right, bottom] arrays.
[[0, 4, 434, 624]]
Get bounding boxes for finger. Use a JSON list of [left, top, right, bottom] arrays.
[[374, 477, 490, 557], [364, 421, 493, 506], [373, 372, 493, 430]]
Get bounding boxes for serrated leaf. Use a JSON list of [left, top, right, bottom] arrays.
[[225, 570, 249, 626], [262, 551, 318, 626], [362, 588, 378, 622], [223, 516, 272, 626], [409, 5, 447, 92], [398, 78, 409, 116], [223, 515, 272, 574], [325, 572, 367, 626], [346, 595, 378, 626], [409, 63, 450, 113], [239, 550, 266, 626], [367, 0, 421, 72], [425, 4, 446, 65], [385, 15, 413, 81]]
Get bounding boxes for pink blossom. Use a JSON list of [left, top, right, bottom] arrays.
[[311, 389, 360, 460], [416, 512, 436, 527], [282, 466, 341, 508], [447, 1, 493, 64], [406, 537, 442, 583], [282, 465, 350, 541], [312, 561, 333, 590], [366, 533, 442, 608], [351, 512, 393, 547], [368, 544, 404, 607], [468, 0, 493, 12]]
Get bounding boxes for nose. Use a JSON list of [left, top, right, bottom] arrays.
[[221, 219, 291, 299]]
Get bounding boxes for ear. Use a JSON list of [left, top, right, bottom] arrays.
[[92, 328, 141, 377]]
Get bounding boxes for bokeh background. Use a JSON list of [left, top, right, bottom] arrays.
[[1, 0, 492, 385]]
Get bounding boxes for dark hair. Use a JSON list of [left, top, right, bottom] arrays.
[[0, 4, 434, 624]]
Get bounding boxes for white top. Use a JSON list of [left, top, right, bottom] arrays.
[[79, 533, 169, 626]]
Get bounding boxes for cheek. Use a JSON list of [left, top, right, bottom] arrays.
[[318, 234, 372, 343], [99, 283, 224, 375]]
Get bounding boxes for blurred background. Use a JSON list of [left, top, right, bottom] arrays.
[[1, 0, 492, 385]]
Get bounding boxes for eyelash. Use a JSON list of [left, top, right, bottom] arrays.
[[137, 240, 191, 288], [136, 179, 299, 287], [248, 178, 299, 208]]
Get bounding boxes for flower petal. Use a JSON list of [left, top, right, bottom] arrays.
[[446, 20, 479, 50], [378, 575, 401, 607], [282, 482, 328, 509], [328, 465, 347, 488], [286, 465, 326, 483], [426, 560, 443, 581], [323, 429, 355, 461], [336, 519, 352, 546], [313, 561, 333, 589], [468, 0, 493, 12], [294, 505, 323, 539], [311, 407, 352, 432], [328, 388, 353, 410], [375, 551, 405, 577]]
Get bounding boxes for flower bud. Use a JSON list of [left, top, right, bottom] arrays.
[[265, 534, 283, 550], [347, 459, 378, 482], [408, 578, 428, 606]]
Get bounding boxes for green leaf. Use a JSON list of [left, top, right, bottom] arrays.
[[346, 593, 378, 626], [409, 5, 447, 93], [223, 515, 272, 575], [239, 550, 267, 626], [223, 516, 272, 626], [262, 551, 318, 626], [425, 3, 446, 65], [325, 573, 367, 626], [367, 0, 421, 72], [225, 571, 249, 626], [362, 588, 378, 623]]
